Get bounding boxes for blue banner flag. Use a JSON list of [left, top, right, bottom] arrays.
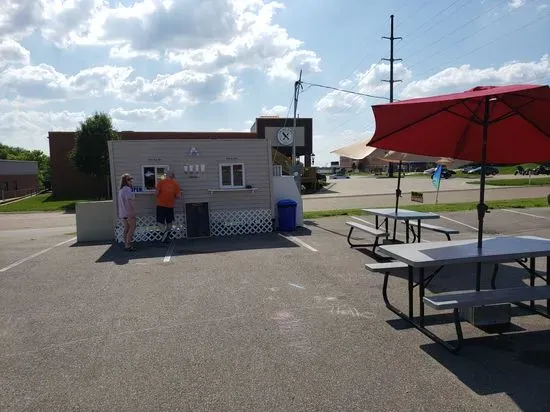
[[432, 164, 443, 191]]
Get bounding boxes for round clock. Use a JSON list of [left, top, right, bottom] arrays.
[[277, 127, 294, 145]]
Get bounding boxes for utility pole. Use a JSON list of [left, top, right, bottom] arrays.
[[382, 14, 402, 178], [291, 69, 303, 188], [382, 14, 403, 241]]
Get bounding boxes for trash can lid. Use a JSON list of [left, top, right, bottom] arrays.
[[277, 199, 297, 206]]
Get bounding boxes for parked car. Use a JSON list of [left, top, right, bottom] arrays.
[[429, 167, 456, 179], [467, 166, 499, 176], [533, 165, 550, 175]]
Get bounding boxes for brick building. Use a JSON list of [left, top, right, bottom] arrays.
[[0, 159, 39, 200]]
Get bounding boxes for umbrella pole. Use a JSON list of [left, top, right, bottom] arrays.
[[393, 160, 402, 241], [475, 96, 490, 291]]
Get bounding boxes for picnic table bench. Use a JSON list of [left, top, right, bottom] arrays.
[[424, 286, 550, 352], [373, 236, 550, 353], [346, 221, 388, 255], [400, 221, 459, 241]]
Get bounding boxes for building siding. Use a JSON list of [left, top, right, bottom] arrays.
[[108, 139, 273, 218], [0, 160, 38, 175]]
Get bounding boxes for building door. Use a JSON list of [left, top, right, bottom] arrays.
[[185, 202, 210, 238]]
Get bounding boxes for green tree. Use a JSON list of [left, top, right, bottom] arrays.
[[70, 112, 120, 199]]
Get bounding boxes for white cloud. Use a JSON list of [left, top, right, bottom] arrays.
[[315, 91, 366, 114], [508, 0, 526, 9], [106, 0, 321, 80], [315, 62, 411, 113], [260, 105, 288, 116], [316, 55, 550, 113], [0, 63, 240, 104], [0, 39, 30, 68], [0, 0, 105, 45], [400, 54, 550, 99], [110, 107, 185, 123], [0, 110, 87, 154], [0, 64, 134, 101], [0, 0, 321, 81], [537, 4, 549, 11]]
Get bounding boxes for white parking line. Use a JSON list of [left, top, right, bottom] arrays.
[[501, 209, 550, 221], [0, 236, 76, 273], [163, 240, 176, 263], [439, 215, 478, 231], [279, 234, 318, 252]]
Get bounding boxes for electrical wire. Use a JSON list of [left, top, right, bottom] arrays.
[[301, 82, 391, 101], [409, 11, 550, 80], [400, 0, 509, 64], [397, 0, 476, 44]]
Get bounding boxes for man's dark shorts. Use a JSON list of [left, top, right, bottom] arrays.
[[156, 206, 174, 224]]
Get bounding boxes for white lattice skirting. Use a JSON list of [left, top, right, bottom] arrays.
[[115, 214, 187, 243], [209, 209, 272, 237], [115, 208, 272, 243]]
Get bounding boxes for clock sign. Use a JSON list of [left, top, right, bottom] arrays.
[[277, 127, 294, 145]]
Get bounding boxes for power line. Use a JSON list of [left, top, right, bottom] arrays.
[[409, 11, 550, 81], [397, 0, 475, 44], [301, 81, 391, 101], [404, 0, 467, 34], [400, 0, 508, 65], [406, 0, 535, 72]]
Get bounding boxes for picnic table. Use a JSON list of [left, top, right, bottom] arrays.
[[362, 208, 440, 243], [374, 236, 550, 352]]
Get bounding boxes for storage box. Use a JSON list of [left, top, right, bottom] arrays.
[[461, 304, 511, 327]]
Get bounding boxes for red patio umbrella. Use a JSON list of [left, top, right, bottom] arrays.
[[368, 84, 550, 289]]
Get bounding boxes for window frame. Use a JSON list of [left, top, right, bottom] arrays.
[[218, 163, 246, 189], [141, 164, 169, 192]]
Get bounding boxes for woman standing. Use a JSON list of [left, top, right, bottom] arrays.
[[118, 173, 137, 251]]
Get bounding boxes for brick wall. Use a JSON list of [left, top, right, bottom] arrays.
[[0, 174, 38, 199]]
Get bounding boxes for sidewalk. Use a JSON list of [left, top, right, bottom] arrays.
[[303, 185, 550, 211]]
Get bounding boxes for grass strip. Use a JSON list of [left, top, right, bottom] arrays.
[[303, 197, 549, 219]]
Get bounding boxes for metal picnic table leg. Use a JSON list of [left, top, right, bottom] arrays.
[[417, 219, 421, 243], [408, 266, 414, 319], [547, 256, 550, 314], [405, 219, 410, 243], [419, 268, 425, 326], [375, 215, 379, 229], [530, 257, 536, 309]]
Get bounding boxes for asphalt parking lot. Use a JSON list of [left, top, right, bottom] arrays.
[[1, 208, 550, 411]]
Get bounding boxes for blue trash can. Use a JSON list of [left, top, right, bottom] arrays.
[[277, 199, 297, 231]]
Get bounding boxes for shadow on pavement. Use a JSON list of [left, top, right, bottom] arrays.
[[421, 330, 550, 411], [95, 232, 302, 263]]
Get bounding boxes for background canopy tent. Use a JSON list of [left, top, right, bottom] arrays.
[[330, 137, 467, 168]]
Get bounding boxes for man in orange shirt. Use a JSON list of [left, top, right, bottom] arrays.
[[156, 171, 182, 242]]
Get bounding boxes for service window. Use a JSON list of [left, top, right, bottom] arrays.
[[219, 163, 245, 188], [142, 165, 169, 191]]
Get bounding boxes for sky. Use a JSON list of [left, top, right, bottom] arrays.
[[0, 0, 549, 166]]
